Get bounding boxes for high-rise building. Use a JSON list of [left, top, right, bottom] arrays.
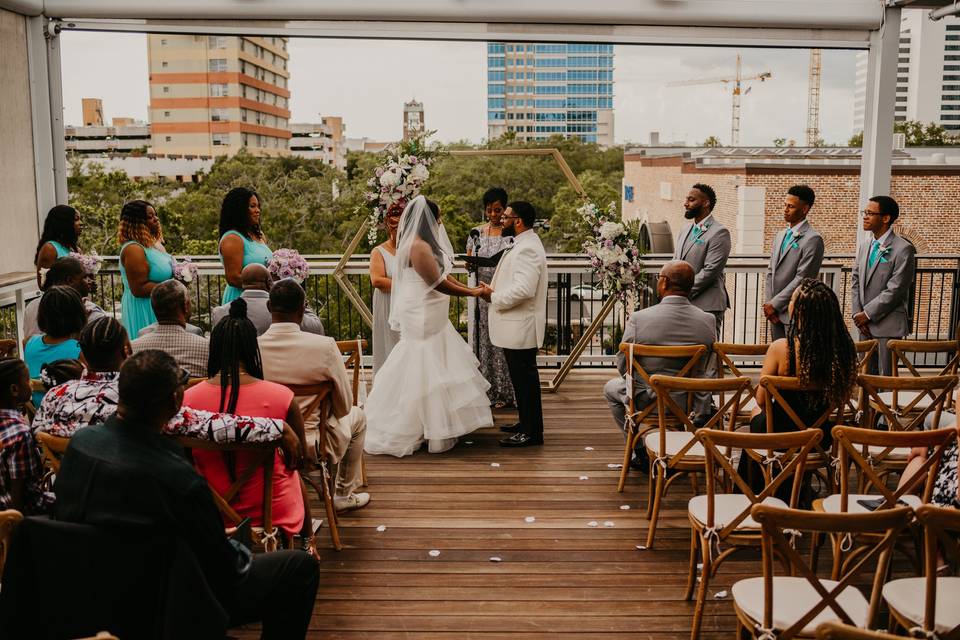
[[486, 42, 614, 146], [147, 35, 291, 156], [853, 9, 960, 133], [290, 116, 347, 170], [403, 99, 424, 140], [82, 98, 103, 126]]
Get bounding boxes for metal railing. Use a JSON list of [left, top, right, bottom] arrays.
[[3, 253, 958, 367]]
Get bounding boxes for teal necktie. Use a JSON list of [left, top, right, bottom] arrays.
[[779, 229, 794, 255], [867, 240, 880, 268]]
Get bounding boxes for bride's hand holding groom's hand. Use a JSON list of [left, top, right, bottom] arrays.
[[474, 283, 493, 302]]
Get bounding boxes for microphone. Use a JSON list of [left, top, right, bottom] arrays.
[[468, 229, 481, 273]]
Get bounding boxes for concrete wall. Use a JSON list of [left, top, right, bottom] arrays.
[[0, 8, 40, 274]]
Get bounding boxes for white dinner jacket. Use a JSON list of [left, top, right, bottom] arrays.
[[488, 229, 548, 350]]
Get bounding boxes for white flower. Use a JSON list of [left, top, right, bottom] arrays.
[[599, 221, 624, 241], [379, 169, 401, 188], [409, 164, 429, 183]]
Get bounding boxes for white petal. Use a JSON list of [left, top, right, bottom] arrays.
[[490, 462, 501, 468], [635, 545, 647, 550], [714, 590, 728, 599], [524, 516, 536, 523], [620, 505, 631, 510], [376, 525, 387, 532], [603, 521, 615, 528], [465, 441, 474, 445], [428, 550, 441, 557], [584, 446, 595, 451], [489, 556, 503, 562], [607, 463, 623, 469], [578, 475, 589, 480], [587, 521, 599, 527]]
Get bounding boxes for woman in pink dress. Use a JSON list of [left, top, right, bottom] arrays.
[[183, 298, 316, 556]]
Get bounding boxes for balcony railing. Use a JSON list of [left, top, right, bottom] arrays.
[[1, 254, 957, 367]]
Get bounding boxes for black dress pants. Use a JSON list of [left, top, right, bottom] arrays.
[[228, 550, 320, 639], [504, 347, 544, 439]]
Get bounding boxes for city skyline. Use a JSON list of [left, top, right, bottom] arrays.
[[61, 31, 860, 147]]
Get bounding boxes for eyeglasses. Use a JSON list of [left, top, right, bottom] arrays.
[[861, 210, 883, 217], [502, 215, 519, 221]]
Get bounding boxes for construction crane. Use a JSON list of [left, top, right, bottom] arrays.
[[806, 49, 822, 146], [667, 54, 771, 146]]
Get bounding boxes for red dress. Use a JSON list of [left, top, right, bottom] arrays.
[[183, 379, 304, 536]]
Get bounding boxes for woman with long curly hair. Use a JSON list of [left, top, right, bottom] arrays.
[[34, 205, 82, 286], [738, 278, 857, 494], [218, 187, 273, 305], [117, 200, 175, 339]]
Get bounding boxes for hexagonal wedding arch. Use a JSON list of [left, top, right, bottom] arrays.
[[331, 147, 616, 393]]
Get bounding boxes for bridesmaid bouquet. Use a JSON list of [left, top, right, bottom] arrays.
[[173, 259, 198, 285], [267, 248, 309, 283], [68, 251, 103, 275]]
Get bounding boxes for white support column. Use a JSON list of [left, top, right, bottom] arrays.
[[858, 5, 900, 212], [25, 15, 66, 234]]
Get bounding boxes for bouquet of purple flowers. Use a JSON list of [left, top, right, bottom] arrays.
[[267, 248, 309, 283], [68, 251, 102, 275], [173, 258, 198, 285]]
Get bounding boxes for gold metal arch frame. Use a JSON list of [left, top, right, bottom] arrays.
[[332, 147, 617, 392]]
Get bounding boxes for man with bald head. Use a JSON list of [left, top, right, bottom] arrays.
[[211, 264, 324, 336], [603, 260, 717, 469]]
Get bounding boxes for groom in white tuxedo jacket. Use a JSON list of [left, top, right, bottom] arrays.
[[484, 201, 548, 447]]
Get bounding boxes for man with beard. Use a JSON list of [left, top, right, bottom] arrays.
[[671, 183, 730, 337]]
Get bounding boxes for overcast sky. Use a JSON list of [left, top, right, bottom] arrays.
[[60, 32, 859, 147]]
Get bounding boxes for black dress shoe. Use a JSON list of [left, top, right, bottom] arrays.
[[499, 432, 544, 447], [500, 422, 524, 433]]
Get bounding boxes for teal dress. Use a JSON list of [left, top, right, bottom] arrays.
[[24, 334, 81, 407], [119, 241, 175, 339], [47, 241, 71, 258], [219, 230, 273, 304]]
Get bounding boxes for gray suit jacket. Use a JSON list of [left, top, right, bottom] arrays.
[[851, 230, 916, 338], [764, 221, 826, 324], [672, 216, 731, 312], [616, 296, 717, 413], [211, 289, 325, 337]]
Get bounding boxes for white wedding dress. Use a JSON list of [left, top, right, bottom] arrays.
[[364, 199, 493, 457]]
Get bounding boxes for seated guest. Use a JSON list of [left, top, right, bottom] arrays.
[[34, 317, 292, 452], [131, 280, 208, 377], [183, 299, 318, 555], [138, 321, 204, 338], [22, 257, 105, 347], [54, 350, 319, 638], [0, 358, 48, 514], [258, 279, 370, 512], [24, 285, 84, 407], [737, 278, 857, 495], [899, 391, 960, 508], [211, 264, 324, 336], [603, 260, 716, 469]]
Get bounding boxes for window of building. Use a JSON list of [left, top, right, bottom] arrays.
[[207, 36, 227, 48], [211, 108, 229, 122], [160, 38, 167, 45], [163, 110, 170, 117], [162, 86, 169, 93], [210, 83, 229, 97], [212, 133, 229, 146], [161, 61, 168, 68], [164, 136, 172, 142], [209, 58, 228, 72]]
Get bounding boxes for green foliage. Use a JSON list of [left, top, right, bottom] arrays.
[[847, 120, 958, 148], [702, 135, 723, 147]]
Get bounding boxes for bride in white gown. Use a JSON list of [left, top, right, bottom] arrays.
[[364, 195, 494, 457]]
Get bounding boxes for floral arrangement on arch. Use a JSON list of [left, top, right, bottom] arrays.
[[267, 248, 310, 283], [363, 131, 442, 246], [579, 200, 645, 308]]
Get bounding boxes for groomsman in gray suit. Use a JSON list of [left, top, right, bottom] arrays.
[[851, 195, 916, 375], [763, 185, 825, 340], [603, 261, 716, 469], [671, 183, 730, 337]]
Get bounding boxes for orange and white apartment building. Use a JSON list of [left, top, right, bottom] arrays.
[[147, 34, 291, 157]]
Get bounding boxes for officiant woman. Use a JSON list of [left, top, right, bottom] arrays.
[[466, 187, 515, 409]]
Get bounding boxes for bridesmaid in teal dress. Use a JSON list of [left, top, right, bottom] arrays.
[[219, 187, 273, 304], [34, 205, 82, 288], [117, 200, 175, 339]]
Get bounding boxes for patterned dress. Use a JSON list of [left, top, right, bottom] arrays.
[[933, 440, 960, 508], [468, 227, 515, 407]]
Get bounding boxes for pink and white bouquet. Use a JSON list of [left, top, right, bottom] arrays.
[[173, 258, 198, 285], [579, 200, 645, 308], [68, 251, 102, 275], [267, 248, 309, 283], [364, 131, 442, 245]]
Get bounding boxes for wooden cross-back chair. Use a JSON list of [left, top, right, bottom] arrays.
[[284, 381, 342, 551], [643, 374, 750, 551], [336, 338, 369, 487], [616, 342, 708, 493], [883, 504, 960, 639], [0, 339, 18, 358], [813, 425, 956, 581], [859, 374, 957, 440], [732, 504, 912, 639], [687, 428, 823, 640], [0, 508, 23, 578], [879, 339, 960, 417], [177, 437, 283, 551], [841, 340, 879, 424], [713, 342, 769, 426], [35, 432, 70, 490], [815, 622, 903, 640]]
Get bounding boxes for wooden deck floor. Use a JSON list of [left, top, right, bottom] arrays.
[[244, 369, 757, 639]]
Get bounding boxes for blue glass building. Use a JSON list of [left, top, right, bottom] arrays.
[[486, 42, 615, 145]]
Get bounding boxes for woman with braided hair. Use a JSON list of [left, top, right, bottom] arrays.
[[737, 278, 857, 494], [183, 298, 318, 557], [118, 200, 175, 339]]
